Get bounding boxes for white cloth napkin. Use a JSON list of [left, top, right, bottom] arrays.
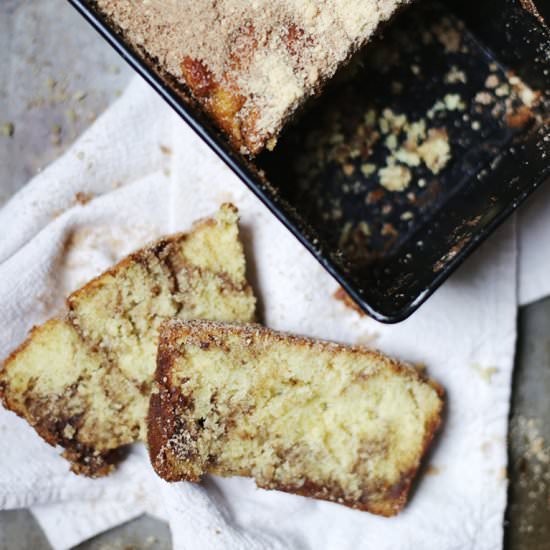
[[1, 76, 549, 550]]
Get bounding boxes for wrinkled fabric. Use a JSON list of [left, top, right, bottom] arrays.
[[1, 76, 547, 550]]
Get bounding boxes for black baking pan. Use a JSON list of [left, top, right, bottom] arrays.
[[68, 0, 550, 323]]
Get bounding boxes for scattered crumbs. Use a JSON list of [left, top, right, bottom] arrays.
[[514, 82, 538, 108], [411, 64, 421, 76], [400, 211, 414, 221], [360, 163, 376, 177], [381, 204, 393, 216], [418, 128, 451, 174], [73, 90, 87, 102], [379, 164, 411, 192], [495, 83, 510, 97], [394, 149, 421, 167], [357, 221, 370, 237], [1, 122, 14, 137], [51, 124, 62, 145], [333, 287, 366, 317], [364, 109, 377, 127], [112, 180, 123, 189], [475, 91, 493, 105], [382, 109, 407, 133], [384, 134, 398, 151], [417, 178, 427, 188], [365, 189, 384, 205], [443, 93, 465, 111], [444, 66, 467, 84], [485, 74, 500, 89], [46, 77, 57, 91], [432, 19, 461, 52], [159, 144, 173, 155], [66, 108, 78, 123], [470, 363, 499, 383], [215, 528, 222, 535], [75, 192, 94, 206], [471, 120, 481, 131], [342, 163, 355, 177], [428, 94, 465, 116], [337, 220, 372, 259], [76, 151, 85, 161], [381, 222, 398, 237], [506, 104, 534, 129], [426, 465, 441, 476], [433, 235, 470, 272]]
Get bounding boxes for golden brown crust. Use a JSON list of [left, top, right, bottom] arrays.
[[148, 319, 444, 515], [147, 346, 187, 481]]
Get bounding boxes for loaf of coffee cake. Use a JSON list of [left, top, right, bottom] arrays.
[[95, 0, 410, 155], [0, 205, 256, 476], [148, 320, 444, 516]]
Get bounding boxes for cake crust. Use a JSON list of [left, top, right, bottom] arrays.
[[148, 320, 444, 516]]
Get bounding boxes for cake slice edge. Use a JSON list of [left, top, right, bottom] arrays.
[[147, 319, 444, 516]]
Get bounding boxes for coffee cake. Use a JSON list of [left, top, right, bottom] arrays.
[[0, 205, 256, 476], [148, 320, 444, 516]]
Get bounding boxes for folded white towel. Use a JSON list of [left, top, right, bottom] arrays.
[[1, 76, 548, 550]]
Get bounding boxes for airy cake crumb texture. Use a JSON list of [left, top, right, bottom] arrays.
[[0, 205, 256, 476], [148, 320, 444, 516]]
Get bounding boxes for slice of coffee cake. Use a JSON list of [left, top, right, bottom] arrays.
[[0, 205, 256, 476], [148, 320, 444, 516]]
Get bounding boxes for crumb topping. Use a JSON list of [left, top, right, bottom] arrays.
[[96, 0, 409, 153]]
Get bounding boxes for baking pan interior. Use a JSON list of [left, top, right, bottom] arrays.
[[72, 0, 550, 322], [256, 0, 550, 321]]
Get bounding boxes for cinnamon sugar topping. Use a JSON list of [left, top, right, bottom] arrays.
[[96, 0, 409, 153]]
